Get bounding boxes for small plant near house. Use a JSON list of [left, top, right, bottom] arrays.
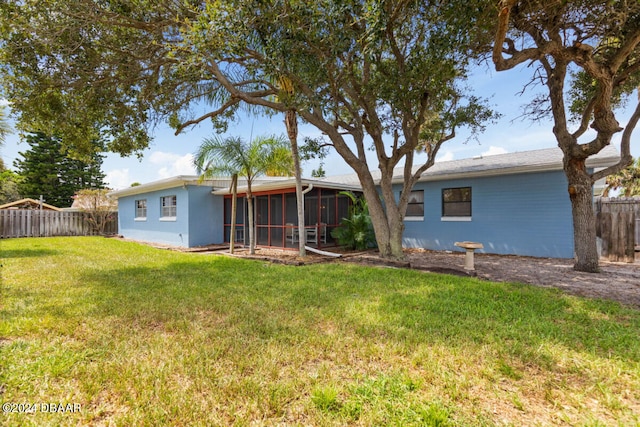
[[331, 191, 377, 250], [74, 188, 117, 235]]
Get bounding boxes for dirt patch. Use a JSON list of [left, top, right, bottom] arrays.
[[403, 249, 640, 309]]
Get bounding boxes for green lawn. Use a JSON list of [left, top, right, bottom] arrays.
[[1, 237, 639, 426]]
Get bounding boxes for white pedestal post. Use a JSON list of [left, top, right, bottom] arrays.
[[454, 241, 484, 272]]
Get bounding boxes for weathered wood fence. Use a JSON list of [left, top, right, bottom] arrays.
[[0, 210, 118, 238], [595, 197, 639, 263]]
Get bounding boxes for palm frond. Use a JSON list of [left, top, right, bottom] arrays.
[[193, 134, 293, 180]]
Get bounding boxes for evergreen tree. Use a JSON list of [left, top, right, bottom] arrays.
[[14, 132, 106, 207]]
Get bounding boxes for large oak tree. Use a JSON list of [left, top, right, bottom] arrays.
[[492, 0, 640, 272], [0, 0, 495, 259]]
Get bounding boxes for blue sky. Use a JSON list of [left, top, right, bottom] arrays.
[[2, 64, 638, 189]]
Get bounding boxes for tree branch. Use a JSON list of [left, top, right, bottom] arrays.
[[493, 0, 539, 71], [174, 97, 240, 135], [571, 96, 596, 139], [614, 57, 640, 88], [609, 27, 640, 73], [207, 62, 284, 112], [590, 97, 639, 182]]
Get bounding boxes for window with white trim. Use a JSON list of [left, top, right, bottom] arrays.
[[405, 190, 424, 220], [160, 195, 177, 218], [135, 199, 147, 219], [442, 187, 471, 218]]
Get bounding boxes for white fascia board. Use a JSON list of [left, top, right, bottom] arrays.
[[108, 175, 214, 199], [212, 178, 362, 195]]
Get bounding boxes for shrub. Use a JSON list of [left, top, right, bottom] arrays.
[[331, 191, 376, 250]]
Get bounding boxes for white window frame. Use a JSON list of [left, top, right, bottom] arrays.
[[404, 190, 424, 221], [134, 199, 147, 221], [160, 195, 177, 220]]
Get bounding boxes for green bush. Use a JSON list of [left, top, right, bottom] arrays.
[[331, 191, 376, 250]]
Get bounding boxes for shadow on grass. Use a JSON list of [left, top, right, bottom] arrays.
[[1, 248, 61, 258], [79, 258, 640, 366]]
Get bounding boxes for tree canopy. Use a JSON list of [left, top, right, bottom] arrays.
[[0, 169, 22, 204], [1, 0, 496, 258], [0, 105, 11, 145]]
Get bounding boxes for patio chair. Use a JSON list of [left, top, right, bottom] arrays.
[[306, 226, 318, 244], [286, 223, 298, 243], [318, 223, 327, 243]]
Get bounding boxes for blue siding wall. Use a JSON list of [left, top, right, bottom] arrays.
[[187, 185, 224, 246], [118, 187, 190, 247], [399, 170, 575, 258], [118, 185, 222, 247]]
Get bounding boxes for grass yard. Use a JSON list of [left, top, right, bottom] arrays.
[[1, 237, 639, 426]]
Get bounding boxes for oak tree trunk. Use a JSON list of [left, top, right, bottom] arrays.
[[388, 218, 405, 260], [565, 158, 600, 272], [359, 174, 406, 260]]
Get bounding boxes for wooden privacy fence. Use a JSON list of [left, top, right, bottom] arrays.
[[595, 197, 639, 263], [0, 210, 118, 238]]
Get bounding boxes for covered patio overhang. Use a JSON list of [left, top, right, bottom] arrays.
[[213, 179, 362, 250]]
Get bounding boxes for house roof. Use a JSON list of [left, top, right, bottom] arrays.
[[212, 178, 363, 195], [107, 175, 290, 198], [317, 145, 620, 185], [408, 145, 620, 183], [0, 198, 63, 211], [109, 146, 621, 198]]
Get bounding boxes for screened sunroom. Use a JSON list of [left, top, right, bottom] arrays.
[[216, 180, 362, 250]]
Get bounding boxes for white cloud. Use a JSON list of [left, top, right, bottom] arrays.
[[500, 128, 556, 150], [149, 151, 196, 179], [481, 146, 509, 157], [0, 99, 10, 107], [105, 168, 131, 190], [436, 150, 455, 162]]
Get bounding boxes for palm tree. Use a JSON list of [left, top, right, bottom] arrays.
[[193, 135, 293, 254], [274, 75, 307, 256], [0, 105, 12, 146], [603, 157, 640, 197]]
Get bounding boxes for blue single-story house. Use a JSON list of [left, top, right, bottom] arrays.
[[108, 146, 620, 258], [109, 176, 228, 247], [109, 175, 362, 249]]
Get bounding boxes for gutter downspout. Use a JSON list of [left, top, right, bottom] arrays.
[[302, 183, 314, 196], [300, 184, 342, 257], [301, 184, 313, 224]]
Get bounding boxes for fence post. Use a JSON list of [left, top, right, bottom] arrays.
[[0, 210, 118, 239], [596, 197, 640, 263], [626, 212, 636, 263]]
